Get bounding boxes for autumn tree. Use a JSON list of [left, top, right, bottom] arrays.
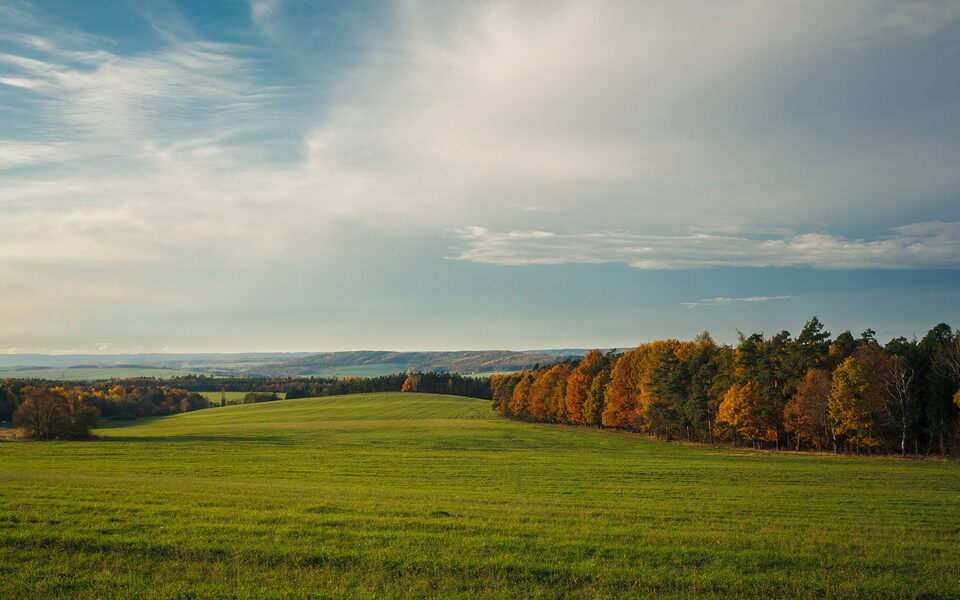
[[783, 369, 832, 450], [527, 363, 572, 422], [732, 332, 795, 447], [582, 363, 612, 426], [715, 381, 777, 447], [705, 345, 737, 443], [603, 345, 647, 429], [565, 350, 604, 424], [508, 373, 534, 418], [634, 340, 684, 437], [401, 375, 421, 392], [826, 331, 859, 369], [487, 318, 957, 456], [526, 370, 552, 421], [547, 363, 574, 423], [13, 387, 99, 440], [491, 374, 521, 414], [829, 357, 885, 452]]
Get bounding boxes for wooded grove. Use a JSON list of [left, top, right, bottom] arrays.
[[491, 319, 960, 456]]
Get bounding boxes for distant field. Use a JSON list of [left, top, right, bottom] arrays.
[[301, 362, 409, 377], [304, 365, 508, 378], [1, 392, 959, 599], [0, 366, 207, 381], [197, 391, 287, 403]]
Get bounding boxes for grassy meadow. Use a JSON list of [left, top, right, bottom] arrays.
[[197, 391, 287, 404], [1, 392, 959, 599]]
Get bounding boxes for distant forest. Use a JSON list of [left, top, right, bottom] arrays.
[[4, 319, 959, 454], [0, 373, 490, 438], [493, 319, 960, 456]]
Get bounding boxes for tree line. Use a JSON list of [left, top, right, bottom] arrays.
[[285, 372, 491, 400], [98, 373, 492, 400], [491, 319, 960, 456], [0, 383, 211, 440], [0, 372, 492, 440]]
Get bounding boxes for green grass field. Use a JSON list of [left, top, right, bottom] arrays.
[[197, 391, 287, 404], [0, 366, 206, 381], [1, 392, 958, 599]]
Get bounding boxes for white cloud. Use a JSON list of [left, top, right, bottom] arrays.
[[681, 296, 792, 308], [2, 0, 959, 263], [0, 1, 959, 350], [250, 0, 283, 23], [855, 0, 960, 41], [453, 222, 960, 270], [0, 40, 260, 139], [0, 141, 69, 168]]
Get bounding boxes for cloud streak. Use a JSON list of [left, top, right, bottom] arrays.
[[680, 296, 792, 308], [453, 222, 960, 270]]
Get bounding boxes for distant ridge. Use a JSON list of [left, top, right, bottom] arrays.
[[0, 350, 576, 379], [0, 353, 315, 370], [248, 350, 567, 377], [522, 348, 619, 357]]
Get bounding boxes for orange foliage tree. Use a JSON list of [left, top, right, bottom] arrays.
[[603, 345, 647, 429], [508, 373, 534, 418], [565, 350, 604, 424], [783, 368, 833, 450], [527, 363, 572, 422]]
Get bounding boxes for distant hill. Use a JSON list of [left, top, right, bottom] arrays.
[[522, 348, 621, 357], [0, 353, 315, 371], [247, 350, 568, 377], [0, 350, 574, 379]]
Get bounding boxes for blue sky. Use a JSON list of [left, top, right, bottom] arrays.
[[1, 0, 959, 353]]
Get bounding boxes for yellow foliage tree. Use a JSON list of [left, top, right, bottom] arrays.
[[635, 340, 682, 436], [583, 366, 610, 426], [715, 382, 777, 446], [508, 373, 533, 418], [828, 357, 885, 452], [401, 375, 420, 393]]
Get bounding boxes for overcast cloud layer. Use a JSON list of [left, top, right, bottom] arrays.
[[1, 0, 959, 352]]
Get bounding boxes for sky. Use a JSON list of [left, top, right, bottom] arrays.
[[1, 0, 959, 354]]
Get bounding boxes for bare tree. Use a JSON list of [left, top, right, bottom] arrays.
[[937, 335, 960, 385], [883, 356, 915, 456]]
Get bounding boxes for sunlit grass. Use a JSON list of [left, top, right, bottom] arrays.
[[2, 392, 958, 599]]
